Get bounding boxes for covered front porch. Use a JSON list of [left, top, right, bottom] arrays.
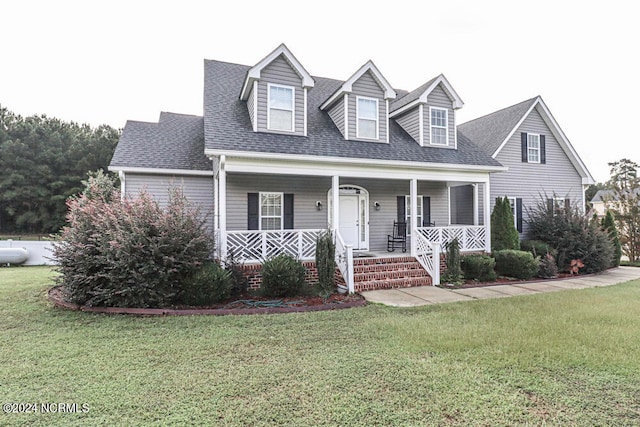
[[212, 154, 495, 292]]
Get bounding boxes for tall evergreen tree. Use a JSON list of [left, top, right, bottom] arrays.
[[601, 209, 621, 267], [607, 159, 640, 262], [491, 197, 520, 251], [0, 105, 120, 234]]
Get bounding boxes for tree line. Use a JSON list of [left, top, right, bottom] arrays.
[[0, 105, 120, 234]]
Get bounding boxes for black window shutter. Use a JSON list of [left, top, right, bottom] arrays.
[[540, 135, 546, 164], [423, 196, 431, 226], [521, 132, 528, 163], [283, 194, 294, 229], [248, 193, 259, 230], [564, 198, 570, 211], [547, 198, 554, 213], [516, 198, 523, 233], [397, 196, 406, 222]]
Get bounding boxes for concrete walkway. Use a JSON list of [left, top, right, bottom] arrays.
[[361, 266, 640, 307]]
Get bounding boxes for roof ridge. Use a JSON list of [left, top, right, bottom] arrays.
[[459, 96, 538, 126]]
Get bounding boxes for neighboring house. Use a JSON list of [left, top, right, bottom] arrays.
[[109, 43, 593, 291], [591, 189, 640, 217]]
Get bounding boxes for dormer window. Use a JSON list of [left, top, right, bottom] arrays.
[[430, 107, 448, 145], [268, 84, 294, 131], [357, 96, 378, 139]]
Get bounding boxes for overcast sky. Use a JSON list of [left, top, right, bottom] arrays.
[[3, 0, 638, 183]]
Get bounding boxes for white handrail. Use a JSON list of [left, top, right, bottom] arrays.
[[414, 230, 440, 286], [334, 231, 354, 294]]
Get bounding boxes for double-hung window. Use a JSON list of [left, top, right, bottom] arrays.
[[260, 192, 283, 230], [268, 84, 294, 131], [527, 134, 541, 163], [507, 197, 517, 229], [430, 107, 448, 145], [357, 97, 378, 139]]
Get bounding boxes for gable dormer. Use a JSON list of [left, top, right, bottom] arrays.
[[239, 44, 314, 136], [320, 61, 396, 143], [390, 74, 463, 148]]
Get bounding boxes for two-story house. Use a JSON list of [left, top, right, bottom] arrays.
[[109, 44, 593, 292]]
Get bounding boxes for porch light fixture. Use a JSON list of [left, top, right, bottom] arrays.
[[316, 201, 323, 210], [374, 201, 381, 210]]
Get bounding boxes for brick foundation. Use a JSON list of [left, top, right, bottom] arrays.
[[241, 261, 321, 291]]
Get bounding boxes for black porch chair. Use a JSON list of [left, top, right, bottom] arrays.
[[387, 221, 407, 252]]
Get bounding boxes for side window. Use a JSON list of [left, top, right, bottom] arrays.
[[527, 134, 540, 163], [268, 84, 294, 131]]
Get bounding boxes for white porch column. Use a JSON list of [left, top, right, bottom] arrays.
[[410, 178, 418, 256], [332, 175, 340, 232], [213, 161, 219, 232], [219, 155, 227, 260], [483, 180, 491, 253], [473, 184, 479, 226]]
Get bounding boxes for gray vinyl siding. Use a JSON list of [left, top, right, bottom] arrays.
[[348, 71, 387, 143], [247, 84, 256, 130], [124, 173, 215, 232], [226, 174, 331, 231], [424, 84, 456, 148], [491, 107, 583, 236], [256, 55, 305, 135], [395, 108, 421, 144], [327, 96, 346, 138]]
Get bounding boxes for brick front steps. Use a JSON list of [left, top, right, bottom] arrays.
[[353, 256, 432, 292]]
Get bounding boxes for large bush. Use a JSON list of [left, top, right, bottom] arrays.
[[493, 250, 539, 280], [442, 238, 463, 285], [527, 197, 614, 274], [261, 254, 306, 297], [491, 196, 520, 251], [461, 254, 496, 282], [52, 176, 211, 308]]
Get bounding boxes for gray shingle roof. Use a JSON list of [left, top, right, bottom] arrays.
[[457, 97, 537, 156], [389, 76, 439, 113], [203, 60, 502, 168], [110, 112, 210, 171]]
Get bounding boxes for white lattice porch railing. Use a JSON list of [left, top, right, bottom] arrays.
[[334, 231, 354, 294], [417, 225, 487, 252], [414, 231, 440, 286], [225, 229, 324, 262]]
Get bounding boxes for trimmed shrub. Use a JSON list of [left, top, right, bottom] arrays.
[[520, 239, 557, 258], [491, 196, 520, 251], [442, 238, 463, 285], [180, 261, 232, 306], [315, 230, 336, 297], [493, 250, 539, 280], [261, 254, 306, 297], [527, 197, 614, 274], [461, 254, 497, 282], [52, 179, 211, 308], [538, 253, 559, 279]]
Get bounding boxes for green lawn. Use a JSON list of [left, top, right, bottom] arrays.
[[2, 266, 639, 426]]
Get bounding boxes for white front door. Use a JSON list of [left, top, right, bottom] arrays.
[[338, 191, 368, 250]]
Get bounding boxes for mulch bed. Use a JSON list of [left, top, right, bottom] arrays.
[[47, 285, 366, 316]]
